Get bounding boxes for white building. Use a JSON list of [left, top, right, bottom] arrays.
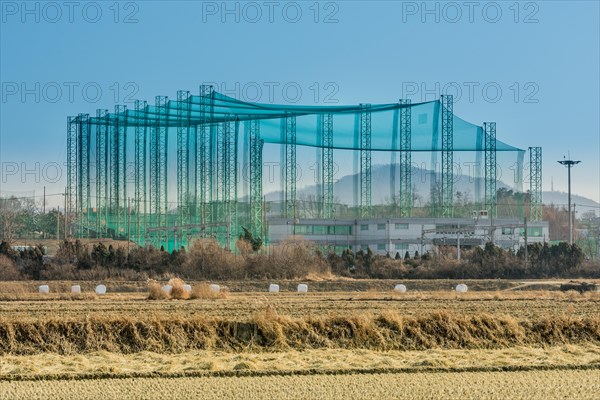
[[267, 216, 549, 256]]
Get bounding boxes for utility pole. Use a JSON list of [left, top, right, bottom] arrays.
[[127, 197, 131, 255], [56, 207, 60, 240], [558, 159, 581, 245], [63, 188, 68, 240], [457, 225, 461, 260], [573, 203, 577, 245], [524, 217, 528, 269]]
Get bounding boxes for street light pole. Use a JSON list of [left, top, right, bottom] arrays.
[[558, 159, 581, 245]]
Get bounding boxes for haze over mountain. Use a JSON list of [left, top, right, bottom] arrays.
[[264, 164, 600, 216]]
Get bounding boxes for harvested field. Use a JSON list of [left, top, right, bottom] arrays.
[[1, 345, 599, 379], [0, 293, 598, 322], [0, 279, 598, 398], [1, 369, 599, 400]]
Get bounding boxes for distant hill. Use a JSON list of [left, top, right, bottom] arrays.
[[264, 165, 600, 216], [265, 164, 511, 204], [542, 191, 599, 212]]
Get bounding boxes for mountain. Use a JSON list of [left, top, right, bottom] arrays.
[[264, 165, 600, 216], [265, 164, 512, 204], [542, 191, 599, 212]]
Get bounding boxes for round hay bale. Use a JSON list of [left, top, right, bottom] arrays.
[[38, 285, 49, 294], [183, 284, 192, 293], [95, 284, 107, 295], [394, 284, 407, 293], [162, 284, 173, 294], [455, 284, 468, 293], [269, 284, 280, 293], [210, 284, 220, 292], [71, 285, 81, 294], [297, 284, 308, 293]]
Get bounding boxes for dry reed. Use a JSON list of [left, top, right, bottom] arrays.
[[0, 310, 598, 355]]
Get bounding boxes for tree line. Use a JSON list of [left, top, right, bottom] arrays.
[[0, 236, 596, 281]]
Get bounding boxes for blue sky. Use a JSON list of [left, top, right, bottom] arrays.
[[1, 0, 599, 207]]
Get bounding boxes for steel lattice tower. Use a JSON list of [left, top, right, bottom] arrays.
[[177, 90, 191, 229], [198, 85, 213, 228], [529, 147, 542, 221], [360, 104, 372, 218], [216, 117, 228, 230], [321, 113, 334, 219], [441, 95, 454, 218], [249, 118, 263, 238], [66, 116, 78, 235], [109, 112, 118, 231], [216, 116, 238, 247], [115, 106, 127, 236], [96, 109, 109, 237], [226, 120, 239, 248], [77, 113, 90, 237], [151, 96, 168, 244], [134, 101, 147, 244], [285, 113, 297, 220], [399, 99, 412, 217], [484, 122, 497, 218]]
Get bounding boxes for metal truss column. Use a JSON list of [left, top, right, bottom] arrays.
[[77, 114, 91, 238], [249, 118, 264, 238], [285, 113, 297, 220], [150, 96, 168, 247], [134, 100, 147, 244], [177, 90, 191, 230], [96, 109, 109, 237], [321, 113, 334, 219], [66, 116, 78, 237], [114, 106, 127, 237], [484, 122, 497, 219], [529, 147, 542, 221], [216, 117, 227, 231], [399, 99, 412, 217], [198, 85, 214, 229], [359, 104, 372, 219], [216, 116, 238, 247], [441, 95, 454, 218], [109, 113, 118, 234], [226, 120, 239, 248]]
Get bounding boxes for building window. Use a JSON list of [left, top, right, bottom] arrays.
[[519, 227, 543, 237], [395, 243, 408, 251], [377, 223, 386, 230], [377, 244, 386, 250], [361, 224, 369, 231], [395, 223, 409, 230]]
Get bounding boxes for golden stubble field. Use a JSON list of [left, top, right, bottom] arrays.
[[0, 279, 599, 399]]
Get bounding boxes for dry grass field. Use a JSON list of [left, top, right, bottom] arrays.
[[0, 279, 599, 398], [1, 369, 599, 400]]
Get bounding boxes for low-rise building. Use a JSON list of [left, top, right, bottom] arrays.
[[267, 217, 549, 256]]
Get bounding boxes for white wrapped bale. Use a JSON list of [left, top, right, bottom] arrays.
[[162, 284, 173, 294], [38, 285, 49, 294], [183, 284, 192, 293], [269, 284, 280, 293], [394, 284, 407, 293], [71, 285, 81, 294], [95, 284, 107, 295], [297, 284, 308, 293], [456, 284, 468, 293], [210, 284, 220, 292]]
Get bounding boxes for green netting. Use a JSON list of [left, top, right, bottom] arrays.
[[72, 90, 526, 251], [88, 91, 522, 153]]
